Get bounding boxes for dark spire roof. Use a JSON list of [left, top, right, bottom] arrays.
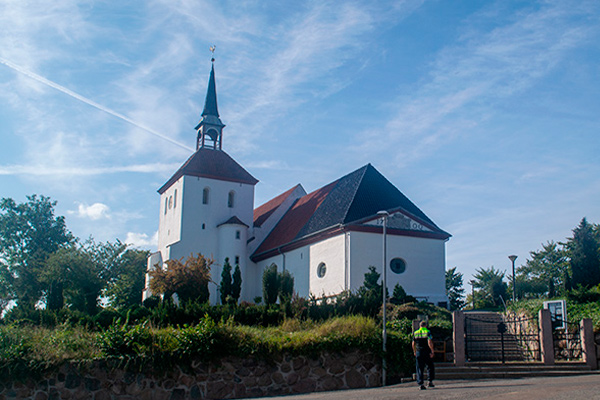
[[158, 148, 258, 194], [252, 164, 450, 260], [202, 63, 219, 118]]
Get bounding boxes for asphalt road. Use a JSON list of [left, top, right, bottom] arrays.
[[246, 374, 600, 400]]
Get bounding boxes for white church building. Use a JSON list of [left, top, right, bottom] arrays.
[[143, 62, 451, 307]]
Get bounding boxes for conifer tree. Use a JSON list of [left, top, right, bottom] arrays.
[[231, 263, 242, 304], [220, 257, 233, 305]]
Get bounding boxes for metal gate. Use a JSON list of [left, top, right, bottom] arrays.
[[465, 312, 540, 362], [553, 319, 582, 360], [505, 314, 541, 361]]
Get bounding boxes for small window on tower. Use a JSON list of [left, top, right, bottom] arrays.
[[203, 187, 210, 205], [235, 230, 241, 240], [228, 191, 235, 208], [168, 196, 173, 209], [202, 223, 206, 230], [235, 256, 240, 265], [174, 190, 177, 208], [164, 198, 168, 214]]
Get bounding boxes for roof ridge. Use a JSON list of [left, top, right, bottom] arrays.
[[339, 164, 370, 223]]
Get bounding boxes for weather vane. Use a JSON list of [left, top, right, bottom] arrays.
[[210, 45, 216, 62]]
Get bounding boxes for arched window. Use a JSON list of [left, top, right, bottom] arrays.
[[174, 189, 177, 208], [164, 198, 168, 214], [168, 196, 173, 209], [228, 191, 235, 208], [202, 187, 210, 205]]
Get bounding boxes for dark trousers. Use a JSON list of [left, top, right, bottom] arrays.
[[415, 351, 435, 385]]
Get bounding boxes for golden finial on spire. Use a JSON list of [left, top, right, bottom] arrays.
[[209, 45, 216, 62]]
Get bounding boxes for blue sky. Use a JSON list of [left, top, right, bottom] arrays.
[[1, 0, 599, 288]]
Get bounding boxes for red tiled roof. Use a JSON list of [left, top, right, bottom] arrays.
[[159, 148, 258, 194], [252, 181, 337, 256], [253, 184, 301, 228]]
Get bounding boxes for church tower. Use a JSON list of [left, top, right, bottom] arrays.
[[143, 58, 258, 303]]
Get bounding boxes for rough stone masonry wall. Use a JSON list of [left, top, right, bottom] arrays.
[[0, 350, 381, 400]]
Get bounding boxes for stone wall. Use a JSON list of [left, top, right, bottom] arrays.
[[0, 350, 381, 399]]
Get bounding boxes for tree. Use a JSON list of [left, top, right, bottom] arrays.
[[516, 241, 568, 298], [390, 283, 415, 305], [231, 263, 242, 304], [445, 267, 466, 310], [566, 218, 600, 288], [103, 248, 149, 309], [262, 263, 279, 305], [0, 195, 74, 310], [279, 269, 294, 303], [472, 266, 508, 308], [357, 266, 384, 317], [46, 245, 103, 315], [220, 258, 233, 305], [149, 253, 212, 304]]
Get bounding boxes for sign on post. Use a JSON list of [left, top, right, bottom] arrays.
[[543, 300, 567, 330]]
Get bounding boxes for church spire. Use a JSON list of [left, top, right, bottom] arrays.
[[201, 63, 219, 118], [195, 47, 225, 150]]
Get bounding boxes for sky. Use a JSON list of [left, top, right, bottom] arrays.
[[1, 0, 599, 289]]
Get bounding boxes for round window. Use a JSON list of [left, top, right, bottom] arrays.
[[317, 262, 327, 278], [390, 258, 406, 274]]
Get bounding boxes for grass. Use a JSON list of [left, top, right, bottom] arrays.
[[0, 302, 452, 381]]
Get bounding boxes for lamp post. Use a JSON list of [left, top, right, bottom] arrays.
[[509, 255, 518, 303], [377, 210, 389, 386], [469, 280, 476, 309]]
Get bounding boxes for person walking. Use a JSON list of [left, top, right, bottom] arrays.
[[412, 320, 435, 390]]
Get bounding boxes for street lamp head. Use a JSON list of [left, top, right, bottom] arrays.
[[508, 255, 518, 263]]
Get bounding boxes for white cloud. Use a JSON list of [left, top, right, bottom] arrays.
[[73, 203, 111, 220], [125, 231, 158, 248]]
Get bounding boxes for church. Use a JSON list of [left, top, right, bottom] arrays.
[[143, 61, 451, 307]]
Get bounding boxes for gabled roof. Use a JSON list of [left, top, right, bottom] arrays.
[[251, 164, 450, 261], [217, 216, 249, 228], [158, 148, 258, 194], [253, 184, 302, 228]]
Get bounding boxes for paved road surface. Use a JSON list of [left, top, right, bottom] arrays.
[[244, 374, 600, 400]]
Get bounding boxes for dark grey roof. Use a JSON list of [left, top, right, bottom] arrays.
[[158, 148, 258, 194], [218, 216, 249, 228], [252, 164, 449, 259]]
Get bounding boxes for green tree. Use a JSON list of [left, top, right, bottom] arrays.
[[262, 263, 279, 305], [0, 195, 74, 310], [220, 258, 233, 305], [390, 283, 415, 305], [103, 248, 149, 309], [231, 263, 242, 304], [516, 241, 568, 298], [357, 266, 384, 317], [445, 267, 466, 310], [278, 269, 294, 303], [472, 266, 508, 308], [566, 218, 600, 288], [149, 253, 212, 304]]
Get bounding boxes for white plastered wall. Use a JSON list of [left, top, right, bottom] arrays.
[[347, 231, 448, 305]]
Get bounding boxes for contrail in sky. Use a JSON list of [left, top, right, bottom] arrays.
[[0, 57, 194, 152]]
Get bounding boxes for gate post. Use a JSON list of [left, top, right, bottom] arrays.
[[539, 308, 554, 365], [581, 318, 598, 370], [453, 310, 465, 366]]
